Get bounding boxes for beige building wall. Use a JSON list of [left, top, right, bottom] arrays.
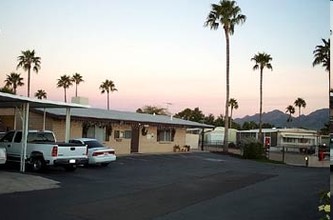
[[139, 127, 186, 153], [106, 124, 131, 155], [51, 119, 82, 141]]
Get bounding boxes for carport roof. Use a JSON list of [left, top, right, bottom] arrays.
[[0, 92, 89, 108], [34, 108, 214, 128]]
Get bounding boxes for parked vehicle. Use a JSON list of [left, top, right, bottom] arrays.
[[0, 130, 88, 172], [0, 146, 6, 165], [69, 138, 116, 167]]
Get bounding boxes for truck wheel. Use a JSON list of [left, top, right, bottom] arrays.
[[31, 157, 45, 172], [65, 164, 77, 172]]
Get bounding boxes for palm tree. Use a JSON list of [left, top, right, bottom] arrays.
[[313, 38, 330, 93], [16, 50, 41, 97], [204, 0, 246, 152], [34, 89, 47, 99], [34, 89, 47, 130], [4, 72, 24, 94], [286, 105, 295, 123], [251, 52, 273, 143], [294, 97, 306, 118], [99, 80, 117, 110], [57, 75, 73, 102], [228, 98, 238, 127], [71, 73, 84, 97], [0, 86, 14, 94]]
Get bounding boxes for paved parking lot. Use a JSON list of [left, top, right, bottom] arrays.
[[0, 152, 329, 220]]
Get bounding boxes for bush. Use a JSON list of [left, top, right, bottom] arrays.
[[241, 140, 264, 159]]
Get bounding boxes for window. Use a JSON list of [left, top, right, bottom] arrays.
[[27, 132, 55, 143], [114, 130, 132, 139], [14, 132, 22, 143], [157, 128, 175, 142], [124, 130, 132, 139], [0, 131, 15, 142]]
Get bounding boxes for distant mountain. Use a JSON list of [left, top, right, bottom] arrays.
[[234, 108, 329, 131]]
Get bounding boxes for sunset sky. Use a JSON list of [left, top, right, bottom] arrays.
[[0, 0, 330, 118]]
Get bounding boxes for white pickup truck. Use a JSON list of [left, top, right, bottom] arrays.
[[0, 130, 88, 172]]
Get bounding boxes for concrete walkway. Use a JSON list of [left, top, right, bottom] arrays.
[[0, 171, 59, 195]]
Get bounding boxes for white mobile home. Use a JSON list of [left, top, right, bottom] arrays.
[[237, 128, 318, 153]]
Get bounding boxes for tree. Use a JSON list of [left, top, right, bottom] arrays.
[[57, 75, 72, 102], [204, 114, 215, 125], [4, 72, 24, 94], [242, 121, 259, 130], [34, 89, 47, 99], [204, 0, 246, 152], [286, 105, 295, 123], [136, 105, 168, 115], [16, 50, 41, 97], [228, 98, 238, 126], [174, 107, 205, 123], [214, 114, 225, 127], [71, 73, 84, 97], [313, 38, 330, 93], [0, 86, 14, 94], [294, 97, 306, 118], [99, 80, 117, 110], [251, 52, 273, 143]]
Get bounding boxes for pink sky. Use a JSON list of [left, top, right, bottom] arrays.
[[0, 0, 330, 118]]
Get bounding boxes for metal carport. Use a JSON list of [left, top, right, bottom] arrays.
[[0, 92, 89, 172]]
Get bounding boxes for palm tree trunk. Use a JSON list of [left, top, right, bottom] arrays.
[[223, 28, 230, 152], [27, 68, 31, 97], [107, 92, 110, 110], [64, 88, 67, 102], [229, 107, 233, 128], [75, 84, 78, 97], [259, 68, 263, 143]]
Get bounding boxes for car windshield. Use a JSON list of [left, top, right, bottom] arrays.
[[84, 140, 105, 149]]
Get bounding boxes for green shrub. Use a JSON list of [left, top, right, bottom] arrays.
[[242, 140, 264, 159]]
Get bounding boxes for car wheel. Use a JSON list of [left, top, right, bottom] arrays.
[[101, 163, 110, 167], [65, 164, 77, 171], [31, 157, 45, 172]]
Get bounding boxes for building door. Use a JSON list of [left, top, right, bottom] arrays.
[[131, 126, 140, 153]]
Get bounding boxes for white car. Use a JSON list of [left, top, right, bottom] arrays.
[[69, 138, 116, 167], [0, 147, 6, 165]]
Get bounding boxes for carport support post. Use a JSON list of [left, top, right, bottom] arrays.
[[20, 103, 29, 173], [65, 108, 71, 143], [201, 128, 204, 151]]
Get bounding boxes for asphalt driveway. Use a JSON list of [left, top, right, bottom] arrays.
[[0, 152, 329, 220]]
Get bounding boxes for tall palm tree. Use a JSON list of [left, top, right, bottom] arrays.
[[251, 52, 273, 143], [57, 75, 72, 102], [228, 98, 238, 127], [204, 0, 246, 152], [294, 97, 306, 118], [286, 105, 295, 123], [71, 73, 84, 97], [313, 38, 330, 94], [16, 50, 41, 97], [34, 89, 47, 99], [4, 72, 24, 94], [99, 80, 117, 110]]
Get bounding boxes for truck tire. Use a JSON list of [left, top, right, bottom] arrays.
[[65, 164, 77, 172], [31, 157, 45, 172]]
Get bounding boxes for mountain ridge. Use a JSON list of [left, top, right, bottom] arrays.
[[234, 108, 329, 131]]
